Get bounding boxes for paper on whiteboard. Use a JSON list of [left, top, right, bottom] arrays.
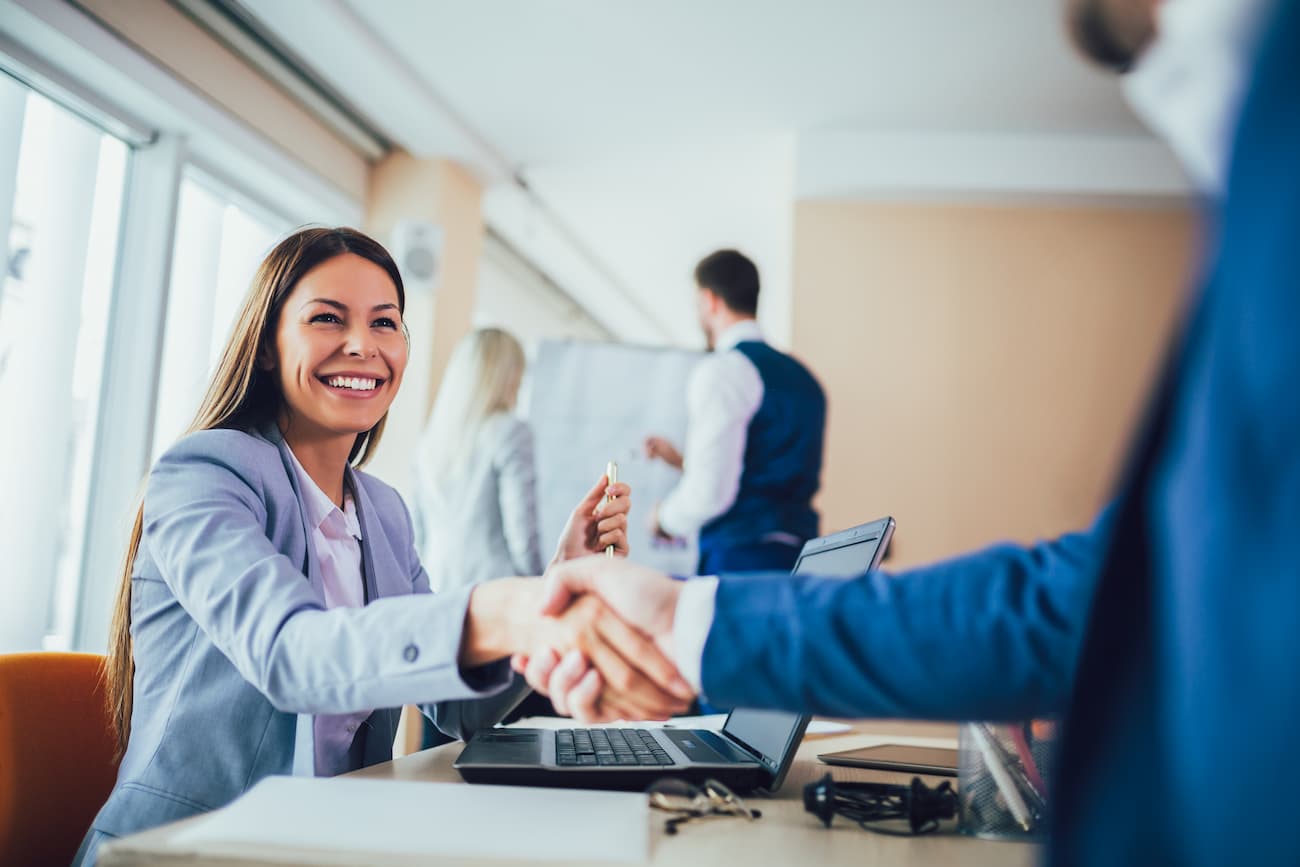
[[171, 776, 649, 863], [525, 340, 703, 575]]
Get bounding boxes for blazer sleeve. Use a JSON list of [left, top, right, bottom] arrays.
[[144, 432, 513, 715], [387, 490, 532, 739], [700, 507, 1114, 720], [494, 418, 546, 576]]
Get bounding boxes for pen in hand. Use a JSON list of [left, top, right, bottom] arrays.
[[603, 461, 618, 557]]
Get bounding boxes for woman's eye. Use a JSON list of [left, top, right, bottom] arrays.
[[373, 317, 398, 330], [310, 312, 342, 324]]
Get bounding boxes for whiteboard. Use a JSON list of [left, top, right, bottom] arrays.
[[524, 339, 703, 575]]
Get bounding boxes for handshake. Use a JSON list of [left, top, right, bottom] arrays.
[[460, 475, 699, 722], [511, 558, 698, 723]]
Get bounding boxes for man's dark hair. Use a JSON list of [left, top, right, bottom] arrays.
[[1066, 0, 1155, 73], [694, 249, 759, 316]]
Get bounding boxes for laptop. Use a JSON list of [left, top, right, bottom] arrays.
[[454, 516, 896, 793]]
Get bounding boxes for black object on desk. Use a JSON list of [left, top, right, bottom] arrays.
[[804, 773, 958, 835]]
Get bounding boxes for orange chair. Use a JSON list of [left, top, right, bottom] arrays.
[[0, 653, 120, 867]]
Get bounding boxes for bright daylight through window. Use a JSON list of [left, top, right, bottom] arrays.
[[0, 76, 126, 652]]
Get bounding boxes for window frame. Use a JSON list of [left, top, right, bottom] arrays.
[[0, 0, 364, 652]]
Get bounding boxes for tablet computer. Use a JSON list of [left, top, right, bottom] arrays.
[[817, 744, 959, 777]]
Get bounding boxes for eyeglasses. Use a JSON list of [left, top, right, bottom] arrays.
[[647, 778, 762, 835]]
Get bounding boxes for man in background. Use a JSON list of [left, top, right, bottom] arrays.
[[647, 249, 826, 573]]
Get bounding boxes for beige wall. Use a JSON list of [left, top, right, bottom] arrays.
[[792, 200, 1197, 569], [364, 152, 485, 492]]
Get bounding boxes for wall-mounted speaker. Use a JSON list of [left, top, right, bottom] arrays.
[[390, 219, 443, 296]]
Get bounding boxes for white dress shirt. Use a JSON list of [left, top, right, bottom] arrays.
[[671, 576, 720, 692], [657, 320, 766, 539]]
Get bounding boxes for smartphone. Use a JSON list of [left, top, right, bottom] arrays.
[[817, 743, 959, 777]]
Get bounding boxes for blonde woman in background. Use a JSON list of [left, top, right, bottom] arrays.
[[413, 328, 573, 732], [412, 328, 544, 594]]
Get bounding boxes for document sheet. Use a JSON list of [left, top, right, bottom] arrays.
[[171, 776, 650, 863]]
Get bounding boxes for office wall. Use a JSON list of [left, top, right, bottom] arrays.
[[363, 154, 485, 495], [792, 200, 1196, 569]]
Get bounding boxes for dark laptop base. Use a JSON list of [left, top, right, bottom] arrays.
[[455, 759, 768, 793], [454, 727, 770, 793]]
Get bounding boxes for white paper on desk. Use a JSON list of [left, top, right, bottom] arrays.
[[806, 721, 852, 735], [172, 776, 648, 863]]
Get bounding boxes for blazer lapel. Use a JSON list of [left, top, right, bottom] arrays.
[[253, 423, 326, 776], [347, 468, 407, 764], [259, 423, 325, 599]]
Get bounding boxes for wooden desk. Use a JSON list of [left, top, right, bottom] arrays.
[[100, 721, 1040, 866]]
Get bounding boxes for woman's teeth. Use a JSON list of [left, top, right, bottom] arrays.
[[326, 376, 377, 391]]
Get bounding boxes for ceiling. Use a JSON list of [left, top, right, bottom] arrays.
[[352, 0, 1144, 161], [236, 0, 1176, 347]]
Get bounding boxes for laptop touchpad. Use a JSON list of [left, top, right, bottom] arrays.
[[462, 730, 541, 765], [661, 730, 730, 763]]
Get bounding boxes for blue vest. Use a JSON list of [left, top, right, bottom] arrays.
[[699, 341, 826, 551]]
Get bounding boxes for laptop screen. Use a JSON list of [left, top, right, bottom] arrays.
[[719, 518, 893, 775]]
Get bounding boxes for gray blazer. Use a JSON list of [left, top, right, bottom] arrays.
[[78, 423, 527, 862], [412, 414, 546, 593]]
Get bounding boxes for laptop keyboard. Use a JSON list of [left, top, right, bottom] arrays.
[[555, 728, 676, 767]]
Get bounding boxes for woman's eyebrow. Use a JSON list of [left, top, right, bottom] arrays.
[[302, 297, 347, 311], [300, 299, 399, 312]]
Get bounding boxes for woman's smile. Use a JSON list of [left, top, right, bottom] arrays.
[[318, 370, 387, 399]]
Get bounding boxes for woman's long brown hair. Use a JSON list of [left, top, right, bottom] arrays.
[[105, 227, 406, 757]]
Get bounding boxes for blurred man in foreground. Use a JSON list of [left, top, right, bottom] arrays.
[[523, 0, 1296, 863]]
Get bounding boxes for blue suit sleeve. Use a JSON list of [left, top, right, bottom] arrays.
[[701, 508, 1113, 720]]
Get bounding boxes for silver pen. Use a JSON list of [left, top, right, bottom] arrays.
[[603, 461, 618, 557]]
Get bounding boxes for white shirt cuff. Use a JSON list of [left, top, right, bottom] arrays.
[[671, 576, 719, 694]]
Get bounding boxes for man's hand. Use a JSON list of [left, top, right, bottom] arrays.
[[649, 502, 682, 546], [643, 436, 683, 470], [526, 595, 693, 721], [552, 474, 631, 564], [511, 557, 694, 722], [462, 575, 692, 721]]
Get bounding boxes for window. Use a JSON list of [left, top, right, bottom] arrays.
[[151, 170, 289, 462], [2, 3, 361, 655], [0, 76, 128, 651]]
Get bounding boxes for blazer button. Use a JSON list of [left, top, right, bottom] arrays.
[[403, 644, 419, 663]]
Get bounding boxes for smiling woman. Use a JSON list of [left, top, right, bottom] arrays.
[[266, 251, 409, 505], [72, 227, 690, 867]]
